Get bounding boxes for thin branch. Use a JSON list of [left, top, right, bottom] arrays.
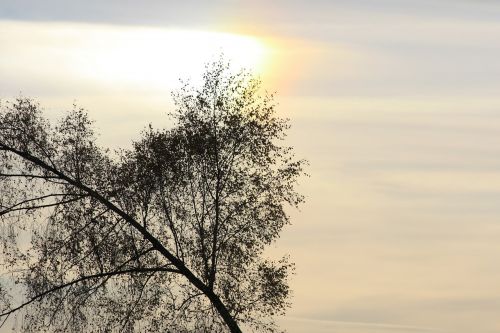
[[176, 292, 204, 312], [0, 193, 83, 212], [158, 182, 182, 260], [118, 271, 156, 333], [0, 196, 86, 217], [0, 267, 181, 320], [51, 207, 112, 256], [0, 173, 60, 180], [0, 170, 69, 186]]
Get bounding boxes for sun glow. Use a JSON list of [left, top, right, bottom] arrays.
[[72, 27, 269, 89], [0, 21, 269, 92]]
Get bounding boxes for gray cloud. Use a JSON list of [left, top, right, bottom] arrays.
[[2, 0, 499, 30]]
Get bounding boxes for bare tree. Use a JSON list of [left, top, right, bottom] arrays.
[[0, 60, 305, 333]]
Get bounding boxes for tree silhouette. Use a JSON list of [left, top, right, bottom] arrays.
[[0, 60, 305, 333]]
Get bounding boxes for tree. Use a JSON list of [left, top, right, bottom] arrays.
[[0, 60, 305, 333]]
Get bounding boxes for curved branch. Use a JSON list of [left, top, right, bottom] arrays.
[[0, 142, 243, 333], [0, 266, 180, 321], [0, 193, 85, 215]]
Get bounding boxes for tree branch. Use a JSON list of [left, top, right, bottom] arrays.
[[0, 267, 180, 321], [0, 140, 243, 333], [0, 195, 86, 217]]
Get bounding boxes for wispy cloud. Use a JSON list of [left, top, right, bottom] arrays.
[[2, 2, 500, 333], [279, 316, 447, 333]]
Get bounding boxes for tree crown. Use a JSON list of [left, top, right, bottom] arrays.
[[0, 59, 306, 333]]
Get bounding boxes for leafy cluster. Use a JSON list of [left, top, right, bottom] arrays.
[[0, 60, 305, 333]]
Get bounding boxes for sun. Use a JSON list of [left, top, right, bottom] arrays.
[[72, 26, 269, 90], [1, 21, 275, 96]]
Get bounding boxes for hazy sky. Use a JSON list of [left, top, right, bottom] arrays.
[[2, 1, 500, 332]]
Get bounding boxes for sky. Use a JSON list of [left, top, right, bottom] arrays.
[[1, 1, 500, 332]]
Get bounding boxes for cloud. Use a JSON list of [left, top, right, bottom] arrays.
[[2, 3, 500, 333], [278, 316, 445, 333]]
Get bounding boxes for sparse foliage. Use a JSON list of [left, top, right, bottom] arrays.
[[0, 60, 305, 333]]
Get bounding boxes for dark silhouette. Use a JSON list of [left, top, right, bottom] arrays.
[[0, 60, 305, 332]]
